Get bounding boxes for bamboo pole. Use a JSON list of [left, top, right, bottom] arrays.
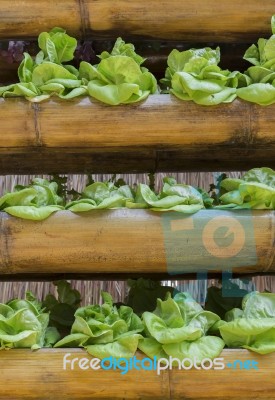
[[0, 0, 81, 39], [0, 349, 273, 399], [0, 0, 274, 42], [0, 96, 275, 173], [88, 0, 274, 42], [0, 210, 274, 276]]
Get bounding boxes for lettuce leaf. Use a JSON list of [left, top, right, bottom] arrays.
[[86, 334, 142, 359], [38, 27, 77, 64], [163, 336, 225, 364]]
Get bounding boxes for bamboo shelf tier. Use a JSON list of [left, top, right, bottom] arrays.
[[1, 96, 275, 174], [0, 209, 274, 277], [0, 348, 273, 399], [0, 0, 274, 42]]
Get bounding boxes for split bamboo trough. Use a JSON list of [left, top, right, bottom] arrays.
[[0, 209, 274, 277], [0, 0, 274, 42], [0, 348, 274, 399], [1, 96, 275, 174]]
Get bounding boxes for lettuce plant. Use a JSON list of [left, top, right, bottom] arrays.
[[79, 37, 157, 105], [237, 16, 275, 105], [0, 281, 81, 349], [0, 295, 56, 349], [217, 292, 275, 354], [0, 28, 86, 101], [54, 292, 144, 359], [138, 293, 224, 364], [0, 178, 64, 220], [162, 47, 241, 105], [65, 181, 134, 212], [216, 167, 275, 209], [126, 177, 204, 213]]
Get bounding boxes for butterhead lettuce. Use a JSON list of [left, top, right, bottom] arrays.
[[162, 47, 240, 105], [237, 16, 275, 105], [0, 178, 64, 220], [218, 292, 275, 354], [80, 37, 157, 105], [216, 168, 275, 209], [55, 291, 144, 359], [139, 293, 224, 364]]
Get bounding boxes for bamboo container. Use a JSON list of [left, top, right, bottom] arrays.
[[0, 96, 275, 173], [0, 0, 274, 41], [0, 349, 273, 399], [0, 210, 274, 276]]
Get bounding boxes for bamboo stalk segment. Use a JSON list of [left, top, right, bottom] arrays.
[[0, 210, 274, 276], [88, 0, 275, 42], [0, 99, 36, 147], [1, 96, 275, 173], [0, 349, 274, 399], [0, 0, 81, 39], [0, 0, 274, 41], [38, 96, 248, 148]]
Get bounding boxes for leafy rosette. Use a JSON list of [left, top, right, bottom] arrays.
[[216, 167, 275, 209], [0, 28, 86, 101], [0, 294, 56, 349], [0, 178, 64, 220], [237, 16, 275, 105], [65, 181, 134, 212], [162, 47, 240, 105], [79, 37, 157, 105], [138, 293, 224, 364], [217, 292, 275, 354], [54, 292, 144, 359], [126, 177, 204, 213]]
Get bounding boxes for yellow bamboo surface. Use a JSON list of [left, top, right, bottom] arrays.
[[0, 96, 247, 148], [0, 0, 81, 39], [0, 210, 274, 275], [0, 0, 274, 41], [0, 99, 35, 147], [38, 96, 247, 148], [88, 0, 274, 41], [0, 349, 273, 399], [0, 96, 275, 173]]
